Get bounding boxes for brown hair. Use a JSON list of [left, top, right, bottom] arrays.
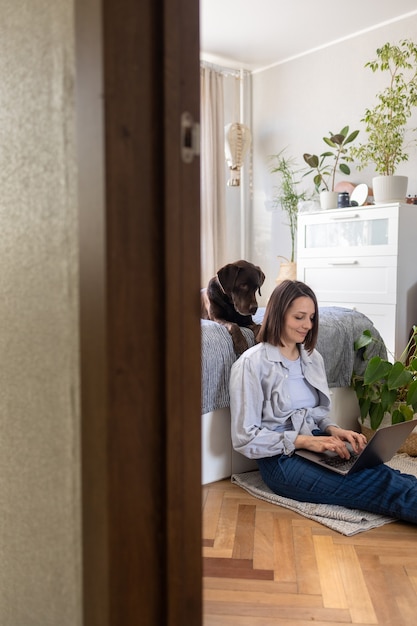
[[258, 280, 319, 353]]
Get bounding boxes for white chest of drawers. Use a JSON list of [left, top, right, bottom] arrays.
[[297, 203, 417, 359]]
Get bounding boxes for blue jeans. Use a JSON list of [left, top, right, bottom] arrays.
[[257, 454, 417, 524]]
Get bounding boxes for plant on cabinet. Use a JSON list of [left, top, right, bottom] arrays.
[[351, 39, 417, 204], [303, 126, 359, 209]]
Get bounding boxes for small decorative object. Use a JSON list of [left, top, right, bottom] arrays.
[[334, 181, 355, 195], [337, 192, 350, 208], [351, 39, 417, 204], [352, 326, 417, 454], [269, 151, 308, 264], [224, 122, 252, 187], [350, 183, 369, 207]]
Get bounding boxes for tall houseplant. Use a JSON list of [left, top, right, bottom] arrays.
[[269, 152, 307, 282], [303, 126, 359, 209], [270, 152, 307, 263], [351, 39, 417, 203]]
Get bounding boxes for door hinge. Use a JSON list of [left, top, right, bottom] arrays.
[[181, 112, 200, 163]]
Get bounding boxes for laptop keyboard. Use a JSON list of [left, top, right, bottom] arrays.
[[321, 454, 359, 472]]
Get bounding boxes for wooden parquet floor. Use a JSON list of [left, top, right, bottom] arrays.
[[202, 478, 417, 625]]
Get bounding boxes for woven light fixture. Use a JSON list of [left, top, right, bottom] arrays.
[[224, 122, 251, 187]]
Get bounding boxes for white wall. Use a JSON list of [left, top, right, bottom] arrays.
[[0, 2, 81, 624], [251, 14, 417, 301]]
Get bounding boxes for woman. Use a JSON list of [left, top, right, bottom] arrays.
[[230, 279, 417, 524]]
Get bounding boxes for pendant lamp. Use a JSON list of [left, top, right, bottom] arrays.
[[224, 122, 251, 187]]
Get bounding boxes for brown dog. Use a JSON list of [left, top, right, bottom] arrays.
[[201, 260, 266, 354]]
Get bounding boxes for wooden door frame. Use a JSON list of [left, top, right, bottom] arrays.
[[76, 0, 201, 623]]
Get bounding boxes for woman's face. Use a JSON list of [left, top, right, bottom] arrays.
[[282, 296, 316, 346]]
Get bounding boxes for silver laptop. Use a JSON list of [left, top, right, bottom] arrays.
[[295, 420, 417, 475]]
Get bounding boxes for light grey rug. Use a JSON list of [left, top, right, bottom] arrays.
[[231, 454, 417, 536]]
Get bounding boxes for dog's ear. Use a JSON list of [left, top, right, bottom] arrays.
[[217, 263, 240, 295], [257, 267, 266, 285], [256, 266, 265, 288], [257, 267, 266, 294]]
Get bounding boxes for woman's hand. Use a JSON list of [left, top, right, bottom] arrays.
[[295, 427, 367, 459], [295, 433, 352, 459], [325, 426, 367, 455]]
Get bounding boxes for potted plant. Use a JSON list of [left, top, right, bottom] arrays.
[[303, 126, 359, 209], [269, 151, 307, 282], [352, 326, 417, 454], [351, 39, 417, 204]]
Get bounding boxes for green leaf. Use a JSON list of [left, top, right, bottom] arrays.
[[329, 134, 345, 145], [323, 137, 336, 147], [303, 153, 318, 168], [386, 362, 413, 389], [407, 379, 417, 410], [363, 356, 392, 385], [359, 396, 371, 420], [369, 402, 385, 430], [339, 163, 351, 175], [345, 129, 360, 144], [380, 386, 398, 410], [408, 356, 417, 372], [354, 329, 373, 351], [391, 408, 405, 424], [398, 403, 414, 421]]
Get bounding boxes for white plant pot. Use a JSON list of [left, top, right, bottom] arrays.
[[372, 175, 408, 204], [319, 190, 338, 210]]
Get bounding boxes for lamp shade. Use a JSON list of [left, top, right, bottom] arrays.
[[224, 122, 251, 187]]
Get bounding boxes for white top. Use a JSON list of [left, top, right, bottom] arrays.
[[229, 342, 336, 459], [280, 355, 320, 410]]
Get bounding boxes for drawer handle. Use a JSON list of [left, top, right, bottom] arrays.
[[330, 213, 360, 220], [328, 260, 359, 266]]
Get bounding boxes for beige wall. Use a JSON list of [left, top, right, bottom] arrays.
[[251, 14, 417, 300], [0, 1, 81, 624]]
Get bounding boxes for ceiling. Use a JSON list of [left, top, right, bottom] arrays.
[[200, 0, 417, 72]]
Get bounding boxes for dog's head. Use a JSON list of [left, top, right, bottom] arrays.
[[217, 260, 265, 316]]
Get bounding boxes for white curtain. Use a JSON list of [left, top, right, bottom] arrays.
[[200, 65, 226, 287], [200, 64, 252, 287]]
